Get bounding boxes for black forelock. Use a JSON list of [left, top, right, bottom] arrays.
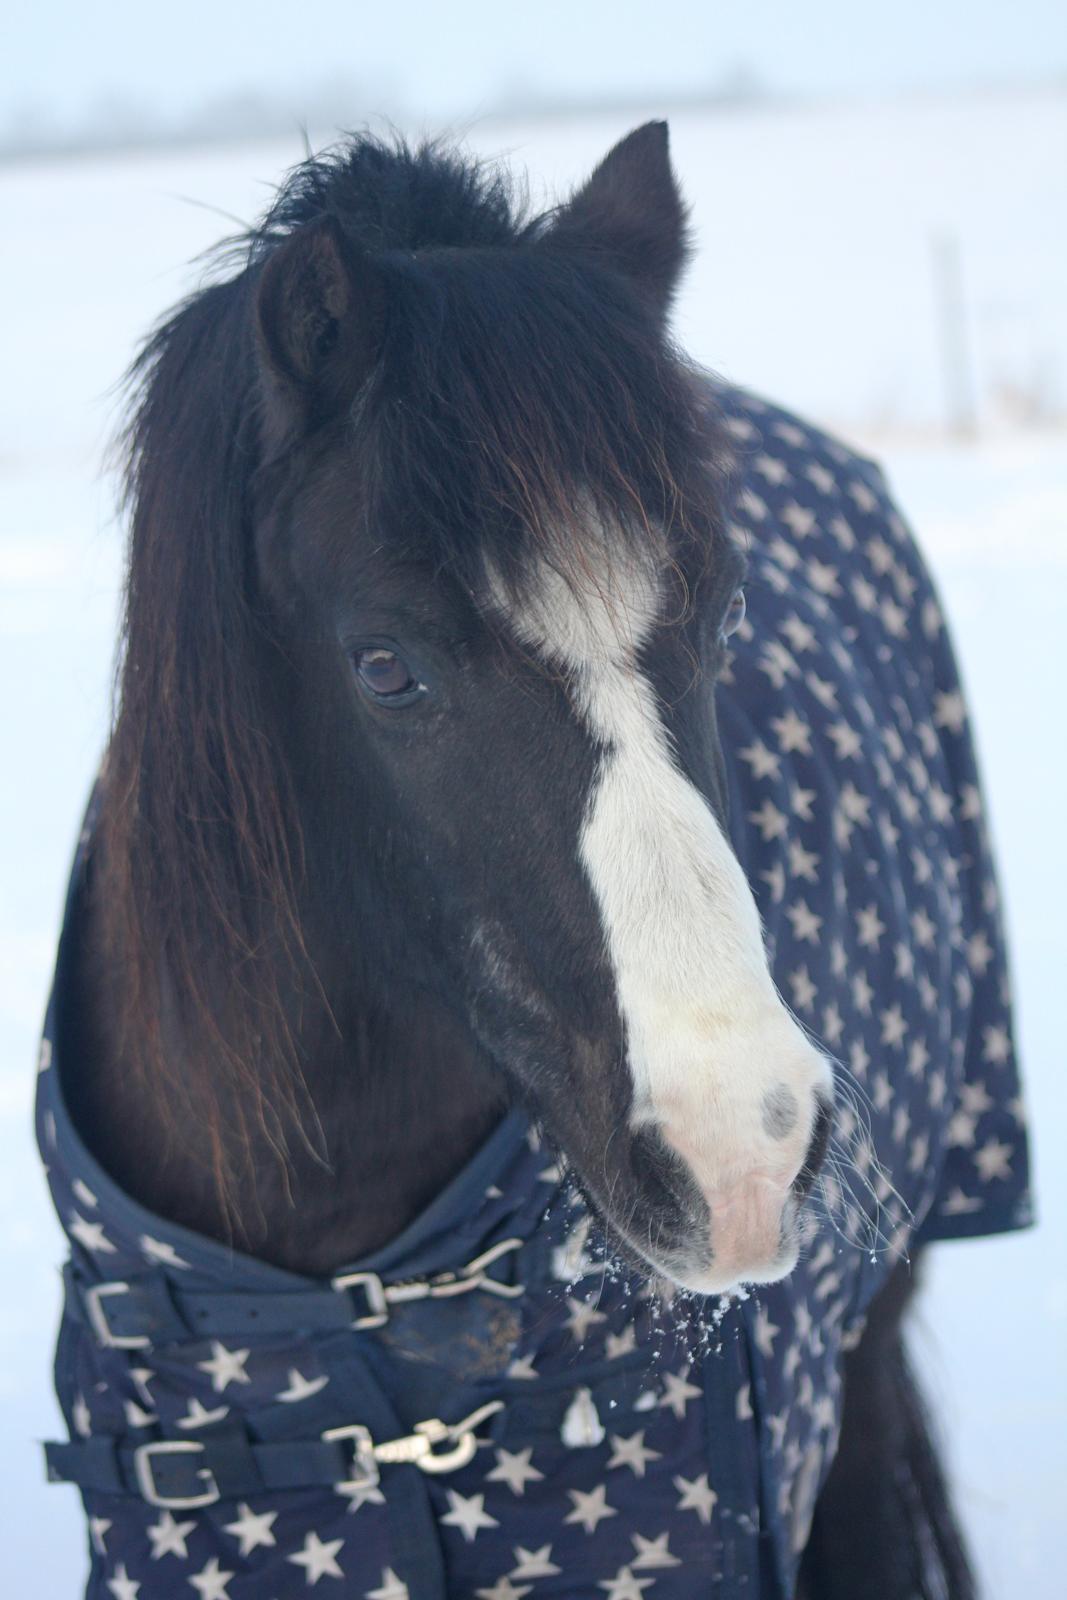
[[241, 132, 723, 599], [254, 132, 526, 257]]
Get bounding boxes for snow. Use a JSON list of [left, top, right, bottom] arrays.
[[1, 93, 1063, 1594]]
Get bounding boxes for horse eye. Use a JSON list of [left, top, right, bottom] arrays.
[[353, 647, 420, 700], [722, 589, 746, 639]]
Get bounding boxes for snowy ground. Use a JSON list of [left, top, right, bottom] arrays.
[[1, 94, 1064, 1595]]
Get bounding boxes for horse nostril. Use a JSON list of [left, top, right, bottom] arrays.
[[793, 1095, 833, 1201]]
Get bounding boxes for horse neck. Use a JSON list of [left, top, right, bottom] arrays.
[[59, 821, 509, 1277]]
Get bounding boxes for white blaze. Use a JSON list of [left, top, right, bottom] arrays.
[[496, 544, 831, 1287]]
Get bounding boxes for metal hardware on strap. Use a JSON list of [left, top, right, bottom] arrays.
[[331, 1237, 524, 1329], [85, 1283, 151, 1350], [328, 1270, 389, 1329], [323, 1400, 504, 1494], [133, 1441, 220, 1509]]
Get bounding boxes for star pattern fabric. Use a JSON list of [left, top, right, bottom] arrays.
[[37, 383, 1031, 1599]]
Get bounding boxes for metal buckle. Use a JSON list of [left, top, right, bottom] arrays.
[[456, 1237, 525, 1298], [321, 1422, 380, 1491], [85, 1283, 151, 1350], [324, 1401, 503, 1496], [133, 1441, 220, 1509], [330, 1270, 388, 1329]]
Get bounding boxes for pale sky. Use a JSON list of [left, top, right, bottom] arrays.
[[5, 0, 1066, 137]]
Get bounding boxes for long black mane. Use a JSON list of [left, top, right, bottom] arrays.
[[102, 132, 724, 1215]]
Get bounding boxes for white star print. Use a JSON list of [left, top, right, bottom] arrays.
[[287, 1531, 344, 1584], [806, 671, 839, 710], [821, 1001, 844, 1046], [106, 1563, 140, 1600], [762, 861, 787, 903], [782, 612, 818, 650], [782, 501, 817, 537], [982, 1025, 1012, 1065], [486, 1447, 545, 1495], [754, 451, 790, 484], [565, 1483, 618, 1534], [749, 797, 789, 841], [788, 839, 820, 882], [788, 965, 817, 1011], [740, 739, 782, 780], [475, 1580, 532, 1600], [275, 1368, 329, 1403], [947, 1110, 978, 1148], [942, 1187, 984, 1215], [807, 556, 842, 596], [130, 1368, 155, 1407], [441, 1490, 500, 1543], [365, 1568, 409, 1599], [631, 1530, 681, 1568], [839, 781, 872, 825], [933, 689, 967, 733], [223, 1502, 277, 1556], [974, 1138, 1013, 1181], [805, 462, 837, 497], [72, 1392, 91, 1437], [597, 1566, 655, 1600], [855, 903, 886, 950], [674, 1471, 717, 1524], [766, 1408, 790, 1450], [139, 1234, 191, 1269], [966, 930, 995, 976], [851, 572, 876, 608], [177, 1398, 230, 1430], [826, 720, 862, 760], [89, 1516, 112, 1555], [189, 1557, 234, 1600], [753, 1305, 780, 1358], [606, 1429, 662, 1477], [894, 941, 915, 981], [563, 1294, 607, 1343], [196, 1342, 251, 1393], [811, 1393, 838, 1432], [605, 1325, 638, 1359], [123, 1399, 156, 1429], [69, 1212, 116, 1253], [510, 1545, 561, 1579], [880, 1003, 907, 1047], [785, 899, 822, 943], [849, 478, 879, 513], [146, 1509, 195, 1559], [659, 1368, 701, 1419], [791, 784, 816, 820], [960, 1080, 994, 1116], [831, 512, 857, 550], [771, 708, 813, 753]]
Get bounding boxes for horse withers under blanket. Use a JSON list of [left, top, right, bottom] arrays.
[[37, 126, 1031, 1599]]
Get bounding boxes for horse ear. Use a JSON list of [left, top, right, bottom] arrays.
[[549, 121, 691, 316], [254, 215, 386, 436]]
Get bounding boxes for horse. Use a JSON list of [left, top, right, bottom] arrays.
[[38, 123, 1030, 1599]]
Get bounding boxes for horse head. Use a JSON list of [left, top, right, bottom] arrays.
[[115, 124, 832, 1293]]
